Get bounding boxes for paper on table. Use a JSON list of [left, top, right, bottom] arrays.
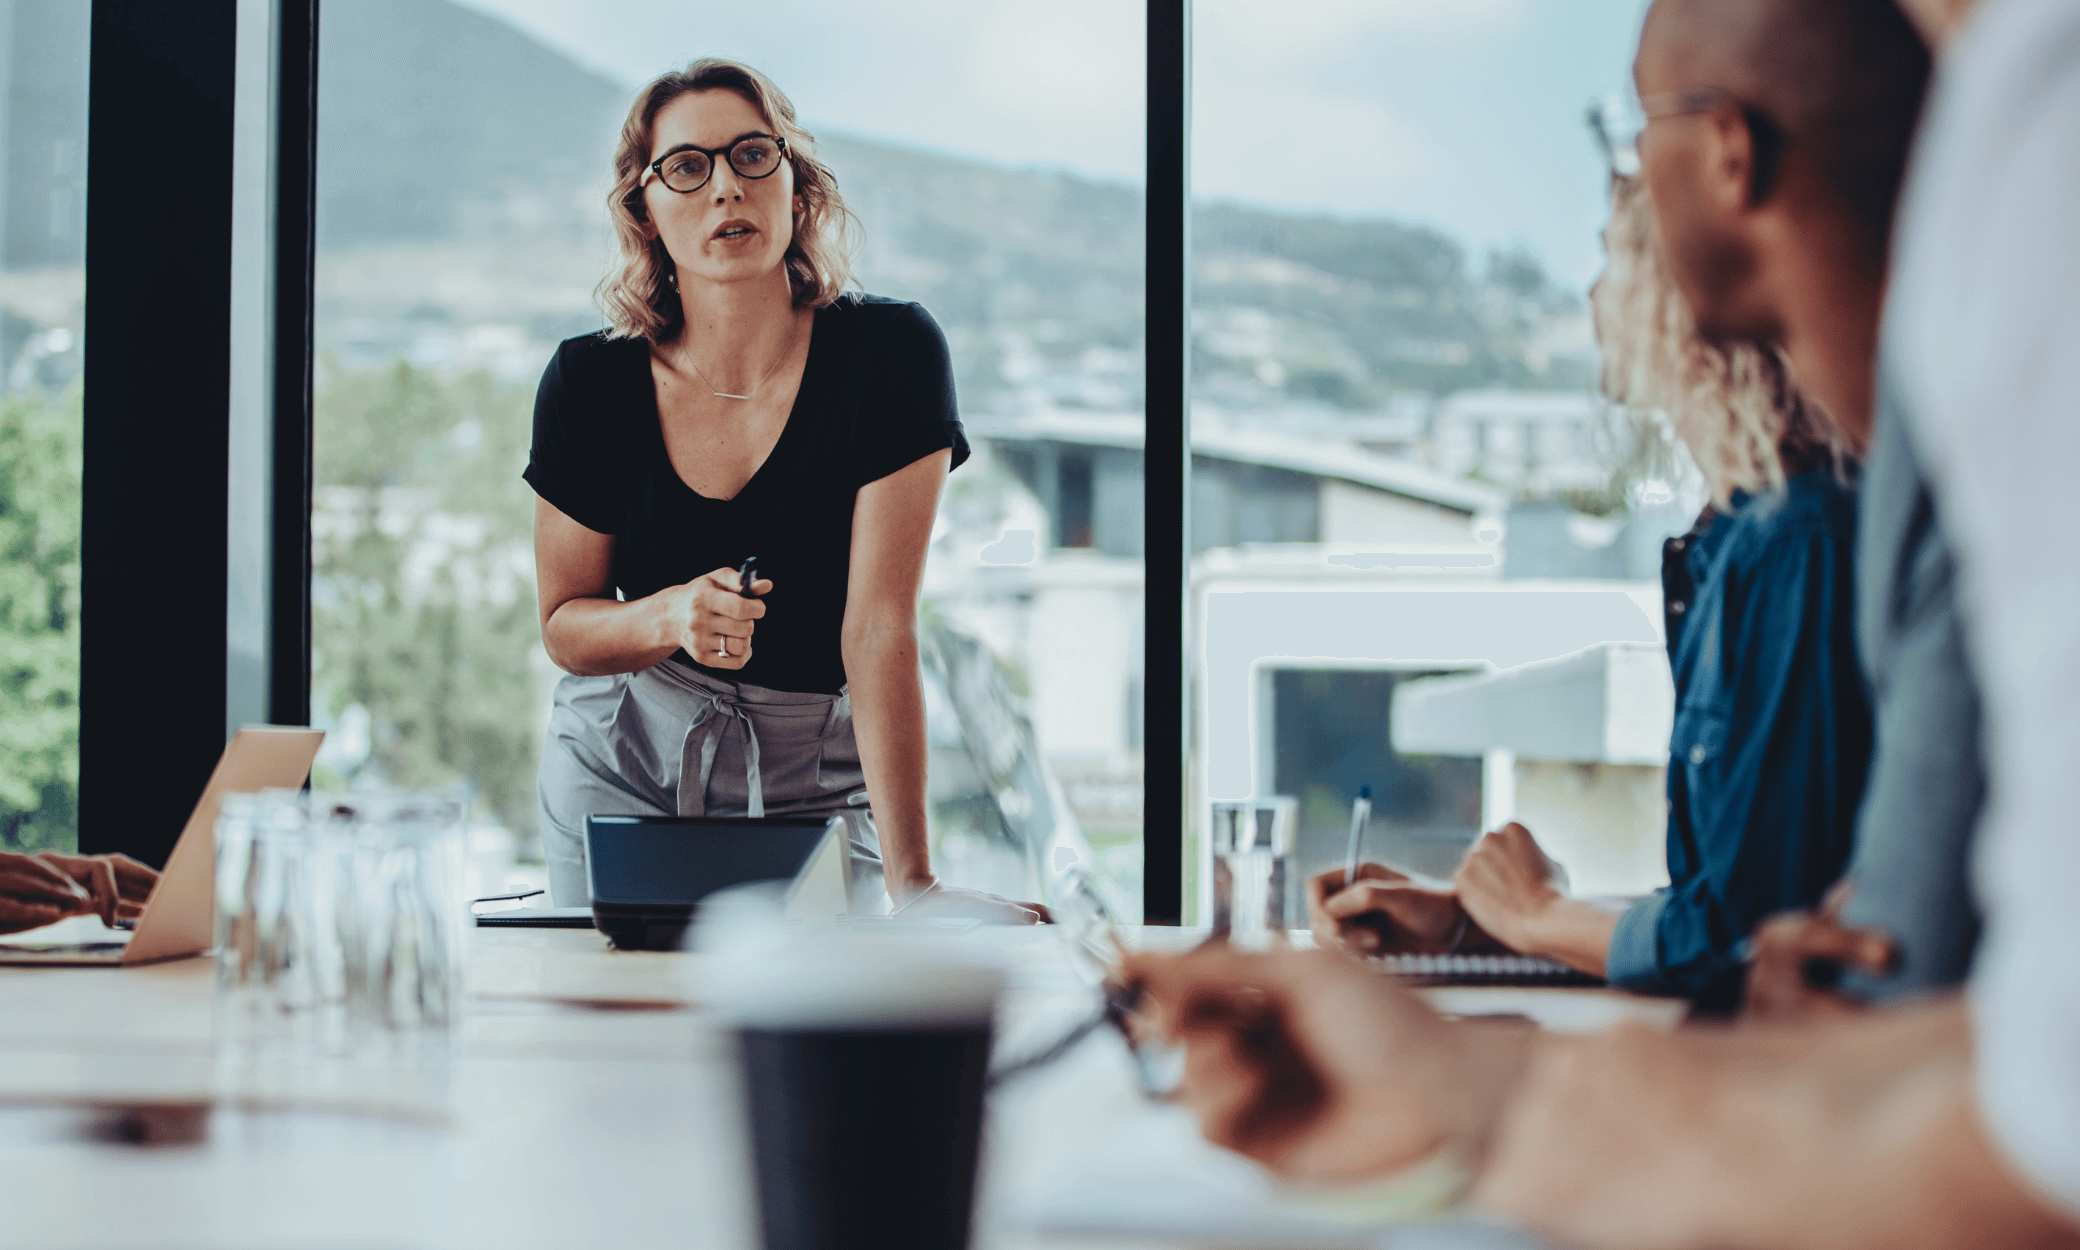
[[0, 913, 132, 951]]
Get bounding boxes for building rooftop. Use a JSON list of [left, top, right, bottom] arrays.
[[967, 408, 1507, 517]]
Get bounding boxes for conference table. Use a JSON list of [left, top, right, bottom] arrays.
[[0, 922, 1680, 1249]]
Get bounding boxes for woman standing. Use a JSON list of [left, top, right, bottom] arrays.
[[528, 59, 1036, 921]]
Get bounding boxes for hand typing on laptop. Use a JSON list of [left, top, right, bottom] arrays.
[[0, 851, 157, 933]]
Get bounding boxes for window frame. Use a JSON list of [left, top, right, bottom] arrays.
[[79, 0, 317, 866]]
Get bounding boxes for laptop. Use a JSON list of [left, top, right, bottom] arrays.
[[0, 726, 325, 966], [584, 814, 849, 950]]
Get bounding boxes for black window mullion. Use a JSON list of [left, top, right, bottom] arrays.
[[273, 0, 318, 728], [80, 1, 239, 865], [1143, 0, 1190, 925]]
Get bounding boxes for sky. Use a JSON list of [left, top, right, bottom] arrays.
[[455, 0, 1651, 289]]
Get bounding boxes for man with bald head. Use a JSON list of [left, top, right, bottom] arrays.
[[1472, 0, 2080, 1242], [1628, 0, 1993, 1013], [1627, 0, 1925, 444]]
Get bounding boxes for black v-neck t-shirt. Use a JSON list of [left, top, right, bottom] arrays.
[[523, 294, 969, 695]]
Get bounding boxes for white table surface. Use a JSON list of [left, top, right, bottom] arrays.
[[0, 923, 1678, 1249]]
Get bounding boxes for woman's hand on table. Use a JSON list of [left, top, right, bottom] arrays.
[[1454, 825, 1615, 976], [1119, 945, 1534, 1183], [1307, 863, 1478, 955], [658, 566, 772, 670], [1452, 823, 1567, 954], [892, 878, 1048, 925]]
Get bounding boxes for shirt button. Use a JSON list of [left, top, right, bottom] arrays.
[[1689, 744, 1708, 765], [1670, 538, 1687, 551], [1670, 601, 1687, 616]]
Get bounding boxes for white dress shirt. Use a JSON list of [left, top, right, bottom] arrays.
[[1886, 0, 2080, 1221]]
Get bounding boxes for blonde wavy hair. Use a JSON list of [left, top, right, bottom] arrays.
[[1593, 176, 1848, 507], [597, 59, 859, 342]]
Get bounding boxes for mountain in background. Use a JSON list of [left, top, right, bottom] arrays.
[[315, 0, 1593, 413], [318, 0, 627, 249]]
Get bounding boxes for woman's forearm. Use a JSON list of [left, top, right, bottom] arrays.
[[1518, 898, 1619, 977], [843, 618, 933, 901], [543, 593, 678, 676]]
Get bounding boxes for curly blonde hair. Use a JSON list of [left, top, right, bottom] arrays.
[[597, 59, 859, 342], [1593, 176, 1849, 507]]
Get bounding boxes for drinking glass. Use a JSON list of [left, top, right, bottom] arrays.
[[347, 790, 469, 1040], [215, 790, 353, 1054], [1209, 797, 1296, 950], [215, 788, 468, 1054]]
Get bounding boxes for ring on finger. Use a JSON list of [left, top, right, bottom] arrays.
[[716, 633, 729, 659]]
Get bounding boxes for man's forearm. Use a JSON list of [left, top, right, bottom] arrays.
[[1475, 997, 2080, 1250]]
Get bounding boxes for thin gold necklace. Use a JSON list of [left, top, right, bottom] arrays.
[[679, 316, 801, 401]]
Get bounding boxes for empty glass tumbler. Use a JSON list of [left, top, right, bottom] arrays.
[[1209, 797, 1296, 951], [215, 790, 353, 1052], [215, 788, 469, 1054], [351, 790, 469, 1037]]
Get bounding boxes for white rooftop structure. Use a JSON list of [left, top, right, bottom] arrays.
[[965, 409, 1506, 517], [1391, 641, 1675, 765]]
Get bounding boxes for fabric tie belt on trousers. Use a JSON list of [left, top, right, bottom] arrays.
[[681, 682, 766, 819]]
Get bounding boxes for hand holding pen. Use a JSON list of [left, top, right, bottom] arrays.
[[664, 561, 771, 671], [1310, 785, 1478, 955]]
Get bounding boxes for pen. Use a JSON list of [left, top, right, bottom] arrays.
[[737, 555, 759, 598], [1344, 785, 1372, 888]]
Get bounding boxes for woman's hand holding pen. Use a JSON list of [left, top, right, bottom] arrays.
[[1307, 864, 1477, 955], [659, 566, 773, 670]]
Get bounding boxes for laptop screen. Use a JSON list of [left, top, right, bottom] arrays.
[[585, 816, 834, 908]]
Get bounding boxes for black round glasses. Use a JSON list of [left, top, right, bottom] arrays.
[[639, 135, 788, 195]]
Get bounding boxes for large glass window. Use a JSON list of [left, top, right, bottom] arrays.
[[0, 1, 89, 854], [1190, 2, 1680, 918], [314, 0, 1146, 913]]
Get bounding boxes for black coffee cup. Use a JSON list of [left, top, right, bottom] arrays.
[[739, 1018, 992, 1250], [702, 916, 1005, 1250]]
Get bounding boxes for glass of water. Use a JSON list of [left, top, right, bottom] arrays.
[[348, 789, 469, 1040], [215, 788, 468, 1055], [1209, 797, 1296, 951], [215, 790, 354, 1054]]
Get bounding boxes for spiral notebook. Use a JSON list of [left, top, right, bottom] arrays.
[[1367, 952, 1604, 988]]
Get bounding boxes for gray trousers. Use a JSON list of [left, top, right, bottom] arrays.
[[538, 661, 882, 906]]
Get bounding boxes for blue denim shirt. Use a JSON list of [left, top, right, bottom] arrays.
[[1605, 468, 1872, 1004]]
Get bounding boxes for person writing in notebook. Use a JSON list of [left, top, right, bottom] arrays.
[[0, 851, 156, 934], [1311, 134, 1880, 1011], [526, 59, 1038, 921]]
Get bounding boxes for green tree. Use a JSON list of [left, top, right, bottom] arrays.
[[314, 362, 546, 848], [0, 388, 82, 852]]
